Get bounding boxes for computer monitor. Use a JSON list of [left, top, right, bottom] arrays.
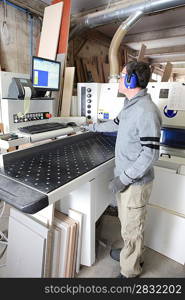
[[31, 56, 61, 96]]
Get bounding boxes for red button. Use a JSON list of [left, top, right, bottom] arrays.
[[45, 113, 52, 119]]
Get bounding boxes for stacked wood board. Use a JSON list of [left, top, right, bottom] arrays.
[[51, 209, 83, 277]]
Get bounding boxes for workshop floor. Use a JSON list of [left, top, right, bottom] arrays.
[[77, 214, 185, 278], [0, 211, 185, 278]]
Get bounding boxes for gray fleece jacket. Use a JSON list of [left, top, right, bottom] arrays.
[[87, 88, 162, 186]]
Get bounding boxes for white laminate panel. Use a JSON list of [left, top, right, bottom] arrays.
[[6, 216, 47, 277], [145, 205, 185, 265], [149, 166, 185, 215]]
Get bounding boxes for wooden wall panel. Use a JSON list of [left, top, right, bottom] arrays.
[[0, 3, 41, 73]]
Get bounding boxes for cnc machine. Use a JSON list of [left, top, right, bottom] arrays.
[[0, 58, 117, 277]]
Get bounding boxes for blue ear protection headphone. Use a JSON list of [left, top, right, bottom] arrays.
[[124, 73, 138, 89]]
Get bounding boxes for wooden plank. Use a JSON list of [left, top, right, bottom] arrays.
[[75, 58, 84, 82], [0, 123, 4, 133], [161, 62, 173, 82], [97, 57, 104, 82], [79, 58, 87, 82], [61, 67, 75, 116], [66, 222, 76, 277], [137, 44, 147, 62], [103, 63, 110, 83], [51, 53, 66, 116], [85, 62, 99, 82], [81, 58, 89, 81], [38, 2, 63, 60], [52, 0, 71, 54]]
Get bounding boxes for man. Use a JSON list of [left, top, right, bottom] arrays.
[[83, 61, 162, 278]]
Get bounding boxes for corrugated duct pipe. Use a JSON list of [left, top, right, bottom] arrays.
[[70, 0, 185, 80], [70, 0, 185, 39], [108, 10, 143, 81]]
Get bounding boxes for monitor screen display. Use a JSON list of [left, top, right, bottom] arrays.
[[32, 56, 61, 91]]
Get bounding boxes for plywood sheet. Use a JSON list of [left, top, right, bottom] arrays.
[[55, 210, 77, 277], [68, 208, 83, 274], [54, 217, 70, 277], [51, 226, 61, 277], [38, 2, 63, 60]]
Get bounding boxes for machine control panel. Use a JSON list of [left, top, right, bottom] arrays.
[[77, 83, 101, 122], [13, 112, 52, 123]]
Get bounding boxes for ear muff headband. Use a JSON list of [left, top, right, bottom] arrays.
[[124, 73, 138, 89]]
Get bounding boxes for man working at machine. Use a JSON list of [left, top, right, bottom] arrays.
[[83, 61, 162, 278]]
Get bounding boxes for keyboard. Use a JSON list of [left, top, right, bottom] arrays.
[[18, 122, 68, 134]]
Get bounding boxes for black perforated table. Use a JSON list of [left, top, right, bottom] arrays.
[[0, 132, 116, 213]]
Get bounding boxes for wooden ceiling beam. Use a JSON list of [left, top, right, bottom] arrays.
[[151, 55, 185, 63], [172, 68, 185, 75], [123, 26, 185, 43]]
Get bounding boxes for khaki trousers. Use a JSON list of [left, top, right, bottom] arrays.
[[117, 181, 153, 277]]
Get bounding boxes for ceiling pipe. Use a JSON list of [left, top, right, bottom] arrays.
[[69, 0, 185, 40], [109, 10, 143, 82]]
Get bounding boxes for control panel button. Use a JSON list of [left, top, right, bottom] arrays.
[[87, 100, 91, 103], [45, 113, 52, 119], [87, 116, 91, 119], [87, 105, 91, 108], [87, 88, 91, 92], [87, 110, 91, 114], [87, 94, 92, 98]]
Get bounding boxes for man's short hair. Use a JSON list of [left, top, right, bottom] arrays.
[[126, 61, 151, 89]]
